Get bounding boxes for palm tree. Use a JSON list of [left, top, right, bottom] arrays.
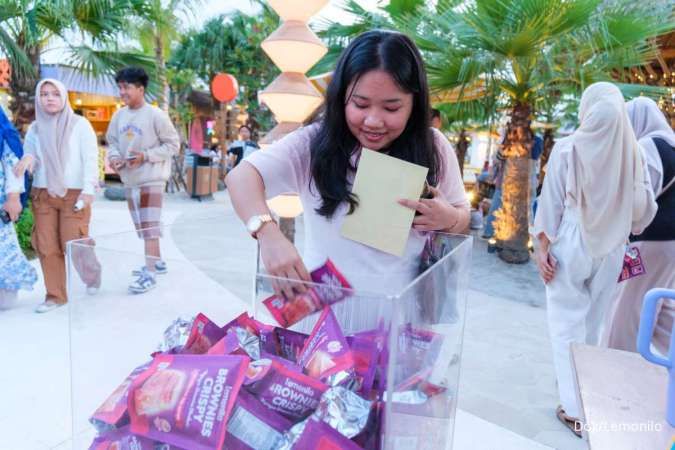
[[420, 0, 667, 263], [0, 0, 153, 130], [169, 7, 280, 132], [132, 0, 199, 111]]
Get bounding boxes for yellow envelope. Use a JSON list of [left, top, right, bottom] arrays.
[[341, 148, 428, 256]]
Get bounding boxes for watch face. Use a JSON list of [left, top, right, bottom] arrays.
[[247, 216, 262, 234]]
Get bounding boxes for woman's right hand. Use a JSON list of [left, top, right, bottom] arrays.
[[13, 155, 35, 177], [535, 235, 557, 284], [258, 224, 311, 299]]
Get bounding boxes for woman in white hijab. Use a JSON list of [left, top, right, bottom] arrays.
[[533, 82, 657, 436], [605, 97, 675, 355], [15, 78, 101, 313]]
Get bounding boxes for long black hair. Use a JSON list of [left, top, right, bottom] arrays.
[[310, 30, 441, 218]]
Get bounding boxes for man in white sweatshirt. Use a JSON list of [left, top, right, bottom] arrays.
[[107, 67, 179, 294]]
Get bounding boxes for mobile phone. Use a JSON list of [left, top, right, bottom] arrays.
[[0, 210, 11, 224], [126, 155, 138, 161]]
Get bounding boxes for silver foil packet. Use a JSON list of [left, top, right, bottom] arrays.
[[274, 418, 308, 450], [156, 316, 194, 353], [312, 386, 372, 439], [234, 326, 261, 360]]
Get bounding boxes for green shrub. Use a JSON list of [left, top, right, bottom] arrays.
[[14, 202, 34, 258]]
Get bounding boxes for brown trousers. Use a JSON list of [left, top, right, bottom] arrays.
[[31, 188, 101, 304]]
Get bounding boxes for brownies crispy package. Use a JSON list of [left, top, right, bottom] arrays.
[[298, 307, 355, 381], [263, 259, 352, 328], [224, 390, 292, 450], [90, 361, 152, 432], [128, 354, 248, 450], [245, 358, 328, 421]]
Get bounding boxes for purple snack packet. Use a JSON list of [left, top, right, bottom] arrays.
[[181, 313, 225, 355], [346, 335, 379, 396], [90, 361, 152, 433], [298, 307, 355, 381], [284, 417, 363, 450], [260, 327, 309, 363], [310, 259, 352, 306], [88, 426, 155, 450], [245, 358, 328, 421], [207, 326, 260, 360], [224, 391, 292, 450], [128, 354, 248, 450]]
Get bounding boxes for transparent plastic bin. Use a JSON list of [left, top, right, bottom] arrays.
[[253, 232, 473, 450], [65, 216, 471, 450]]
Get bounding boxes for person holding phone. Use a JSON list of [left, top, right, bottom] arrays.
[[0, 107, 37, 309], [533, 82, 657, 436], [227, 125, 259, 167], [15, 78, 101, 313], [106, 67, 179, 294], [226, 31, 470, 297]]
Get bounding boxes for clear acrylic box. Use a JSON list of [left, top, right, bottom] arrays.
[[66, 217, 471, 450]]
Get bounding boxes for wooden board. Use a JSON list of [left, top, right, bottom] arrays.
[[571, 343, 674, 450]]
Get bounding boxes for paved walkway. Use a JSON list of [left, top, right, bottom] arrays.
[[0, 188, 586, 450]]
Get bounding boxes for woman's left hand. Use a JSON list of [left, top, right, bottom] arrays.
[[398, 186, 459, 232], [2, 193, 22, 222], [77, 193, 95, 208]]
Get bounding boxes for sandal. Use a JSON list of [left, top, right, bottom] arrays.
[[556, 405, 583, 438]]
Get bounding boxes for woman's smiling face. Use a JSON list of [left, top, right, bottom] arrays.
[[345, 69, 413, 151]]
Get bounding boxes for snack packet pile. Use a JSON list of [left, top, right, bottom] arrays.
[[88, 261, 449, 450]]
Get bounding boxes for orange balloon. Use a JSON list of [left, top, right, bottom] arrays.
[[211, 73, 238, 103]]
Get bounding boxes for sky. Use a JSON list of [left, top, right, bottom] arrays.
[[189, 0, 383, 29], [38, 0, 384, 64]]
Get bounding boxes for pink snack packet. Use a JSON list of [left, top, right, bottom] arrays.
[[181, 313, 225, 355], [292, 417, 363, 450], [88, 426, 156, 450], [396, 325, 444, 383], [263, 259, 352, 328], [224, 390, 293, 450], [222, 312, 263, 336], [90, 361, 152, 432], [298, 307, 355, 380], [128, 354, 248, 450], [263, 290, 321, 328], [245, 358, 328, 421]]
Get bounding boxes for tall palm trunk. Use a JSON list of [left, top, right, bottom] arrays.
[[495, 102, 532, 264], [9, 42, 40, 132], [456, 128, 468, 177], [154, 33, 169, 111]]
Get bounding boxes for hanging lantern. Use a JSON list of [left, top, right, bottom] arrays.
[[262, 21, 328, 73], [259, 73, 323, 123], [211, 73, 239, 103], [268, 0, 329, 22]]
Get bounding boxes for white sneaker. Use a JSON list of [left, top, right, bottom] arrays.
[[35, 300, 64, 313], [131, 260, 167, 276], [86, 286, 99, 296], [128, 268, 157, 294]]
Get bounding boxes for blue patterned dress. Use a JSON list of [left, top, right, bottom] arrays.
[[0, 146, 37, 292]]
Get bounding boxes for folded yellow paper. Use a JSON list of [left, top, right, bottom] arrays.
[[341, 148, 428, 256]]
